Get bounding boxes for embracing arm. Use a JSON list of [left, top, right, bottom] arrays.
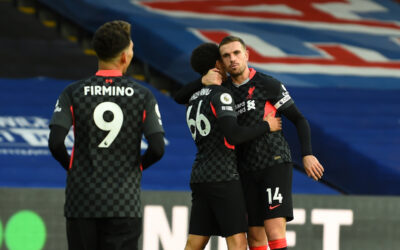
[[174, 69, 225, 104], [173, 79, 202, 105], [217, 116, 272, 145]]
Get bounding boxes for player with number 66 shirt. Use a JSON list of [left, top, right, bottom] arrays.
[[183, 43, 282, 250]]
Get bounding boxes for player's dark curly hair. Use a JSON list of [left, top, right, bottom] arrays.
[[190, 43, 220, 75], [92, 20, 131, 61]]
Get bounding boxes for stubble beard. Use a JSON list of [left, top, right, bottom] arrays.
[[228, 65, 245, 78]]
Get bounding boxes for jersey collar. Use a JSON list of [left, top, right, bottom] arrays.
[[249, 68, 256, 80], [95, 70, 123, 77]]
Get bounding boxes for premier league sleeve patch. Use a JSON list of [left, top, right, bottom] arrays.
[[220, 93, 233, 105]]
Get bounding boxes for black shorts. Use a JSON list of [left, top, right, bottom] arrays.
[[66, 217, 142, 250], [241, 163, 293, 227], [189, 180, 247, 237]]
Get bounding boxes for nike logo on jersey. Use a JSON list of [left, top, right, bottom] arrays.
[[269, 204, 281, 210]]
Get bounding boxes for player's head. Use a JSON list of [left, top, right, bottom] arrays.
[[218, 36, 249, 77], [190, 42, 222, 75], [92, 20, 133, 73]]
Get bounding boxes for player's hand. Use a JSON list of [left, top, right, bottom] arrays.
[[264, 112, 282, 132], [303, 155, 324, 181], [201, 68, 223, 86]]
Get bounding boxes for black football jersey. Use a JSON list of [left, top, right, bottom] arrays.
[[225, 69, 294, 172], [49, 70, 164, 218], [186, 85, 240, 183]]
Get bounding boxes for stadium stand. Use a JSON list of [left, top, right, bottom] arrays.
[[0, 0, 97, 79]]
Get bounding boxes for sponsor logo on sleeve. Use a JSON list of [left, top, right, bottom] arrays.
[[221, 106, 233, 111]]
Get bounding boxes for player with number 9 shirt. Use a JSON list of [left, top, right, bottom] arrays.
[[48, 20, 164, 250]]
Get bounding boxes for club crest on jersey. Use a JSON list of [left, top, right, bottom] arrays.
[[247, 86, 255, 99], [220, 93, 233, 105]]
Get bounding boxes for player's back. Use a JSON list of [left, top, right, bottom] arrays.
[[186, 85, 239, 184], [69, 75, 146, 168], [62, 73, 152, 218]]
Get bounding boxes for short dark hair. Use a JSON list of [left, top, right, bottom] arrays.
[[92, 20, 131, 61], [219, 35, 246, 50], [190, 43, 220, 75]]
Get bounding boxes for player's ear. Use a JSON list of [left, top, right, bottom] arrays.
[[120, 51, 127, 64], [245, 49, 249, 61]]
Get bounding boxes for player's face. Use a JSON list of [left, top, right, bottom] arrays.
[[219, 41, 249, 77]]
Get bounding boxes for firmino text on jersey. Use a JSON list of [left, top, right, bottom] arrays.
[[84, 86, 134, 96]]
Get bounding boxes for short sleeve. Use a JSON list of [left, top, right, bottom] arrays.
[[270, 83, 294, 111], [143, 91, 165, 136], [49, 90, 73, 130], [210, 91, 237, 118]]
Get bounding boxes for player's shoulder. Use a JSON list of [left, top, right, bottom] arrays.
[[210, 85, 234, 104], [188, 85, 229, 103], [255, 72, 282, 86], [122, 77, 145, 88], [62, 78, 90, 95], [210, 85, 232, 95], [123, 78, 154, 96], [254, 71, 285, 93]]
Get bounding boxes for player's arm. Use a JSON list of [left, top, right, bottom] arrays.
[[48, 125, 70, 171], [48, 89, 73, 171], [280, 104, 312, 156], [174, 68, 227, 104], [201, 68, 223, 86], [211, 91, 281, 145], [141, 132, 164, 170], [173, 68, 225, 105], [218, 114, 281, 145], [281, 104, 324, 180], [142, 91, 165, 170], [173, 78, 202, 105], [267, 80, 311, 155], [271, 81, 324, 180]]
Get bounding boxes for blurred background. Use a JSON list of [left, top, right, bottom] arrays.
[[0, 0, 399, 249]]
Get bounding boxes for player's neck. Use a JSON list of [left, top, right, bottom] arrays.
[[232, 67, 250, 86], [98, 61, 125, 73]]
